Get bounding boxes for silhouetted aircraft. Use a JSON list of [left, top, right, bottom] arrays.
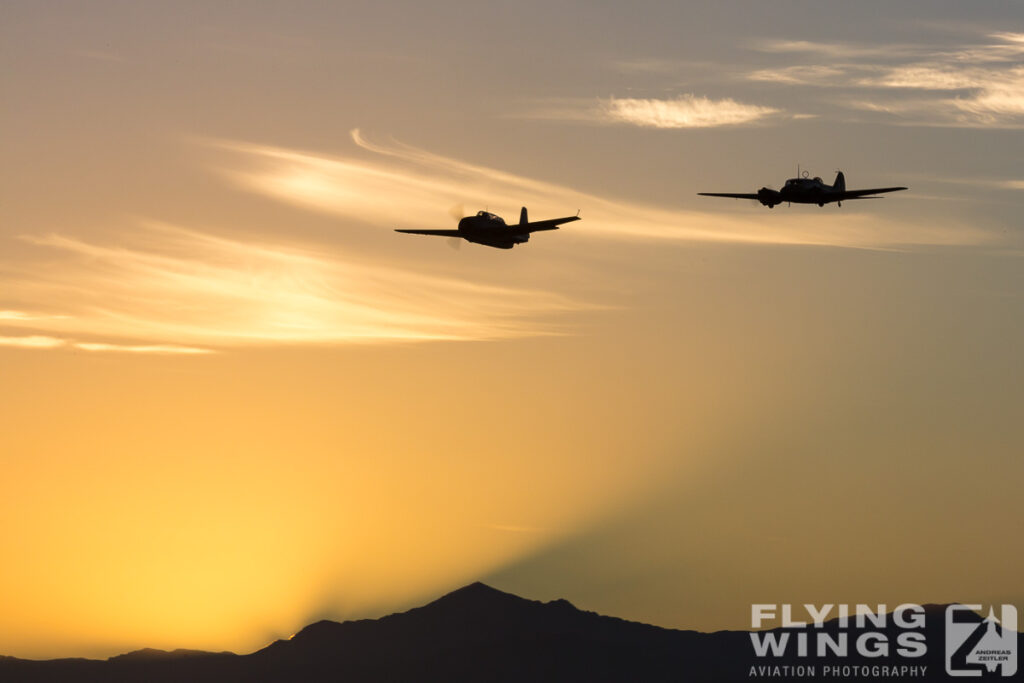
[[699, 170, 907, 208], [396, 207, 580, 249]]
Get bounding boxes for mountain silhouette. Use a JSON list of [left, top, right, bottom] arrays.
[[0, 584, 1018, 682]]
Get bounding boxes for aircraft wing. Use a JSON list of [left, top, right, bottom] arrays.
[[395, 229, 463, 237], [836, 187, 908, 199], [697, 192, 761, 200], [520, 215, 581, 233]]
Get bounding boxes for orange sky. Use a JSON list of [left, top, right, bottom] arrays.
[[2, 1, 1022, 659]]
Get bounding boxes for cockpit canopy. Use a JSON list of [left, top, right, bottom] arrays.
[[784, 176, 823, 187], [476, 210, 505, 224]]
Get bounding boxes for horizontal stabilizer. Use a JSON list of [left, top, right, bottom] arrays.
[[518, 215, 581, 233], [837, 187, 908, 199]]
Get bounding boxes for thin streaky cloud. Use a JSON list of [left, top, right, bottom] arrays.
[[884, 174, 1024, 206], [858, 65, 995, 90], [755, 33, 1024, 62], [0, 334, 213, 355], [750, 39, 928, 60], [994, 32, 1024, 43], [350, 129, 562, 198], [599, 95, 780, 128], [0, 309, 72, 322], [0, 310, 37, 321], [520, 95, 781, 129], [845, 90, 1024, 128], [747, 32, 1024, 128], [1, 222, 585, 351], [215, 130, 990, 250], [952, 70, 1024, 120], [73, 342, 214, 355], [937, 32, 1024, 63], [746, 65, 849, 86], [905, 176, 1024, 192], [0, 335, 65, 349]]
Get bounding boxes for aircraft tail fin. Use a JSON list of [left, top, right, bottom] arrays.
[[519, 207, 528, 226], [834, 171, 846, 192]]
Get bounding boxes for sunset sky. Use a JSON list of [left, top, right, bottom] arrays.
[[2, 1, 1023, 659]]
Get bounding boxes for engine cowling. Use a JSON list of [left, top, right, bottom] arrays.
[[757, 187, 781, 207]]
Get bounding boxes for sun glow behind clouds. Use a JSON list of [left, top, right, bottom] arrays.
[[217, 130, 988, 250], [1, 127, 996, 356], [0, 335, 65, 348], [0, 223, 582, 351], [74, 342, 214, 354]]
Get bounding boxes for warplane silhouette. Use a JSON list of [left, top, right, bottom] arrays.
[[396, 207, 580, 249], [699, 170, 907, 208]]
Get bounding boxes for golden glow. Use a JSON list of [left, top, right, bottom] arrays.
[[522, 95, 782, 128], [73, 342, 213, 354], [0, 335, 65, 348], [218, 131, 987, 249], [600, 95, 780, 128], [3, 3, 1022, 665], [0, 311, 42, 321], [0, 223, 584, 351], [0, 337, 690, 657]]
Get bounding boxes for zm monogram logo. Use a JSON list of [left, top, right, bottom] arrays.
[[946, 605, 1017, 677]]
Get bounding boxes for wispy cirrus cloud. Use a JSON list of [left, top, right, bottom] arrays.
[[598, 95, 780, 128], [0, 335, 66, 349], [74, 342, 213, 354], [844, 67, 1024, 127], [752, 39, 930, 61], [749, 32, 1024, 128], [900, 175, 1024, 193], [522, 94, 781, 129], [747, 64, 849, 86], [3, 130, 992, 356], [219, 130, 979, 250], [0, 222, 584, 353], [0, 317, 210, 353], [860, 65, 996, 90], [0, 310, 48, 322], [949, 69, 1024, 122]]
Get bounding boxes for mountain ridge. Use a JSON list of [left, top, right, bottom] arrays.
[[0, 583, 1017, 682]]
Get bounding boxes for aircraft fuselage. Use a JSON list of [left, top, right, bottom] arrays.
[[457, 213, 529, 249], [762, 177, 840, 207]]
